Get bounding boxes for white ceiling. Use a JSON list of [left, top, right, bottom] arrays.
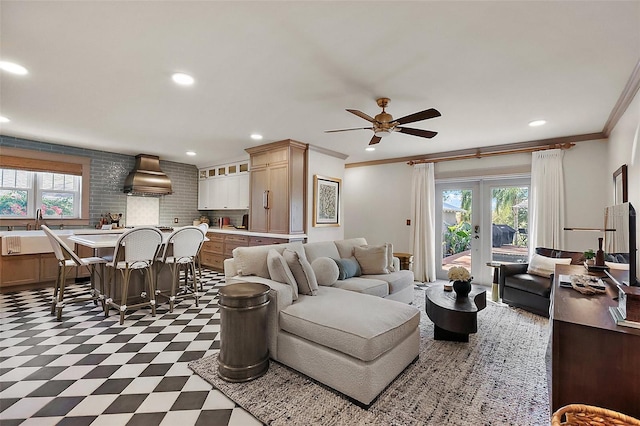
[[1, 1, 639, 167]]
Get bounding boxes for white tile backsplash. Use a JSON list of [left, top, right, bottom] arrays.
[[126, 196, 159, 226]]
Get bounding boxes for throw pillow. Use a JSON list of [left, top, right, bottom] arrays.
[[311, 257, 340, 286], [334, 258, 361, 280], [605, 261, 629, 270], [354, 244, 389, 274], [283, 249, 318, 295], [267, 249, 298, 300], [527, 253, 571, 278]]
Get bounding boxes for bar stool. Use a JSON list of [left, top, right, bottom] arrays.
[[196, 222, 209, 290], [156, 226, 205, 312], [41, 225, 107, 321], [104, 227, 163, 325]]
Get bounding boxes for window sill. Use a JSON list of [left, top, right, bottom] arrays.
[[0, 219, 90, 227]]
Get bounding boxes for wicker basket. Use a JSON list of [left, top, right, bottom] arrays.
[[551, 404, 640, 426]]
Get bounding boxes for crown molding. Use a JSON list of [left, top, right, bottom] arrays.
[[603, 59, 640, 137]]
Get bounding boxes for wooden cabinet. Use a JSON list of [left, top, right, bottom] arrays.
[[200, 232, 249, 271], [246, 140, 307, 235], [39, 253, 60, 283], [0, 254, 41, 287], [223, 235, 249, 257], [549, 265, 640, 418], [199, 231, 305, 271], [75, 244, 94, 278], [200, 233, 225, 271], [0, 237, 104, 288], [198, 161, 250, 210], [249, 236, 292, 246]]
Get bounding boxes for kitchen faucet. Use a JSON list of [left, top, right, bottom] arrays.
[[34, 208, 44, 230]]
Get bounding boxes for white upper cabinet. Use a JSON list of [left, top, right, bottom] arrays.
[[198, 161, 250, 210], [198, 178, 212, 210]]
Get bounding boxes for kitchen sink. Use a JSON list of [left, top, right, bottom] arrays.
[[1, 229, 76, 256]]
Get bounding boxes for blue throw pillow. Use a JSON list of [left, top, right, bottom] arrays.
[[334, 258, 361, 280]]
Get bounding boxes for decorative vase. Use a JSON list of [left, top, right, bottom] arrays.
[[595, 237, 605, 267], [453, 280, 472, 298]]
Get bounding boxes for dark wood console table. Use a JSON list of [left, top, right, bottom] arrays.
[[549, 264, 640, 418]]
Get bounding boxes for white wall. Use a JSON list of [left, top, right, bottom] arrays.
[[608, 90, 640, 206], [344, 163, 413, 251], [608, 89, 640, 269], [562, 140, 610, 251], [306, 147, 346, 243], [343, 139, 611, 254]]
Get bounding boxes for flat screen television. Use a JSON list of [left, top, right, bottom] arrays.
[[604, 202, 638, 286]]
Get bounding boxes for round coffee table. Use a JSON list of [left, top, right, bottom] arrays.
[[425, 284, 487, 342]]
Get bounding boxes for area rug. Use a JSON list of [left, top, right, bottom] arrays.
[[189, 288, 550, 425]]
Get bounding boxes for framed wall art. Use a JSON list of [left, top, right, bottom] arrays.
[[313, 175, 341, 227], [613, 164, 628, 204]]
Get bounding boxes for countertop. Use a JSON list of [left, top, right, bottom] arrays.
[[0, 227, 307, 239], [0, 228, 129, 237], [205, 227, 307, 239]]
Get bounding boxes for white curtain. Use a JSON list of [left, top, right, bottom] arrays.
[[410, 163, 436, 282], [530, 149, 565, 254]]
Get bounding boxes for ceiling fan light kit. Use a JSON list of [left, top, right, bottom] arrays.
[[326, 97, 441, 145]]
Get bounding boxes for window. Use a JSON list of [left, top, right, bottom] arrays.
[[0, 168, 82, 219], [0, 169, 32, 217]]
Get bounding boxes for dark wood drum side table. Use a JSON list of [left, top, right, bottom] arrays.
[[217, 282, 270, 382], [425, 284, 487, 342]]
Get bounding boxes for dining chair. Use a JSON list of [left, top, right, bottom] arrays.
[[104, 227, 163, 325], [41, 225, 107, 321], [196, 222, 209, 289], [156, 226, 206, 312]]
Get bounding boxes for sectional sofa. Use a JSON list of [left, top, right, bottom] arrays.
[[223, 238, 420, 405]]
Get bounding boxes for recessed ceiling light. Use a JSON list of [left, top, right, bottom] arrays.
[[529, 119, 546, 127], [251, 134, 263, 140], [172, 73, 194, 85], [365, 147, 375, 151], [186, 151, 196, 156], [0, 61, 28, 75], [0, 116, 10, 123]]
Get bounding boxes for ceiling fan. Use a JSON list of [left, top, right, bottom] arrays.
[[326, 98, 441, 145]]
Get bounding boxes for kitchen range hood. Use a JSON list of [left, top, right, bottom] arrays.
[[123, 154, 173, 196]]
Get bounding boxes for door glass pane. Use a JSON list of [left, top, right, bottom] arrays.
[[491, 186, 528, 263], [442, 189, 472, 272]]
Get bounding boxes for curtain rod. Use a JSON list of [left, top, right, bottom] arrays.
[[407, 142, 575, 165]]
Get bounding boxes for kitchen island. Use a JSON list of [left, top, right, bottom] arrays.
[[0, 227, 307, 288]]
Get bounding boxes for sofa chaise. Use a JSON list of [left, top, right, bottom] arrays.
[[223, 238, 420, 405]]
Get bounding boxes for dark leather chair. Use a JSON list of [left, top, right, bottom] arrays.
[[499, 247, 585, 317]]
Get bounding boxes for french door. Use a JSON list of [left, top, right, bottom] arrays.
[[435, 178, 530, 284]]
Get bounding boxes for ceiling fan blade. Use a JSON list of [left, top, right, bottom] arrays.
[[369, 135, 382, 145], [393, 108, 441, 125], [325, 127, 373, 133], [346, 109, 377, 123], [397, 127, 438, 139]]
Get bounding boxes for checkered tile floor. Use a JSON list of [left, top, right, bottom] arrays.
[[0, 269, 262, 426]]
